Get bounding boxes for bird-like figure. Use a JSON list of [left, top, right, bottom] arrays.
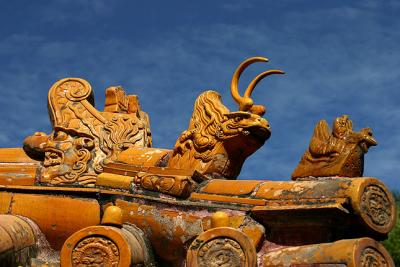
[[292, 115, 377, 179]]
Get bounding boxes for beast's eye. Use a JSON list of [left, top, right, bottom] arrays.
[[234, 116, 242, 122]]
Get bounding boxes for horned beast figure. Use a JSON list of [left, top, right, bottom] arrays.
[[166, 57, 284, 179]]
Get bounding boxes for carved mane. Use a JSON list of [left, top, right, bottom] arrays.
[[173, 91, 228, 161]]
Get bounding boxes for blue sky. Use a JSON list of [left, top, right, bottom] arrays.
[[1, 1, 399, 190]]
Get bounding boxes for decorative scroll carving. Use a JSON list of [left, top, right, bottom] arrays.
[[24, 78, 151, 186], [292, 115, 377, 179], [168, 57, 283, 179], [360, 247, 388, 267], [198, 238, 245, 267], [133, 172, 195, 197], [72, 236, 119, 266], [361, 185, 392, 227]]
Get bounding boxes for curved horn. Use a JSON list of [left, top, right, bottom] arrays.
[[244, 69, 285, 98], [231, 57, 269, 111]]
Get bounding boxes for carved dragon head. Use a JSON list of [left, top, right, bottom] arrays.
[[168, 57, 284, 179]]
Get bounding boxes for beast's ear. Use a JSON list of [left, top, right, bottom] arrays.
[[249, 105, 266, 116], [224, 111, 251, 119]]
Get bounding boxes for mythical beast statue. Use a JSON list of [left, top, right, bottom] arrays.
[[167, 58, 284, 178], [118, 57, 284, 180]]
